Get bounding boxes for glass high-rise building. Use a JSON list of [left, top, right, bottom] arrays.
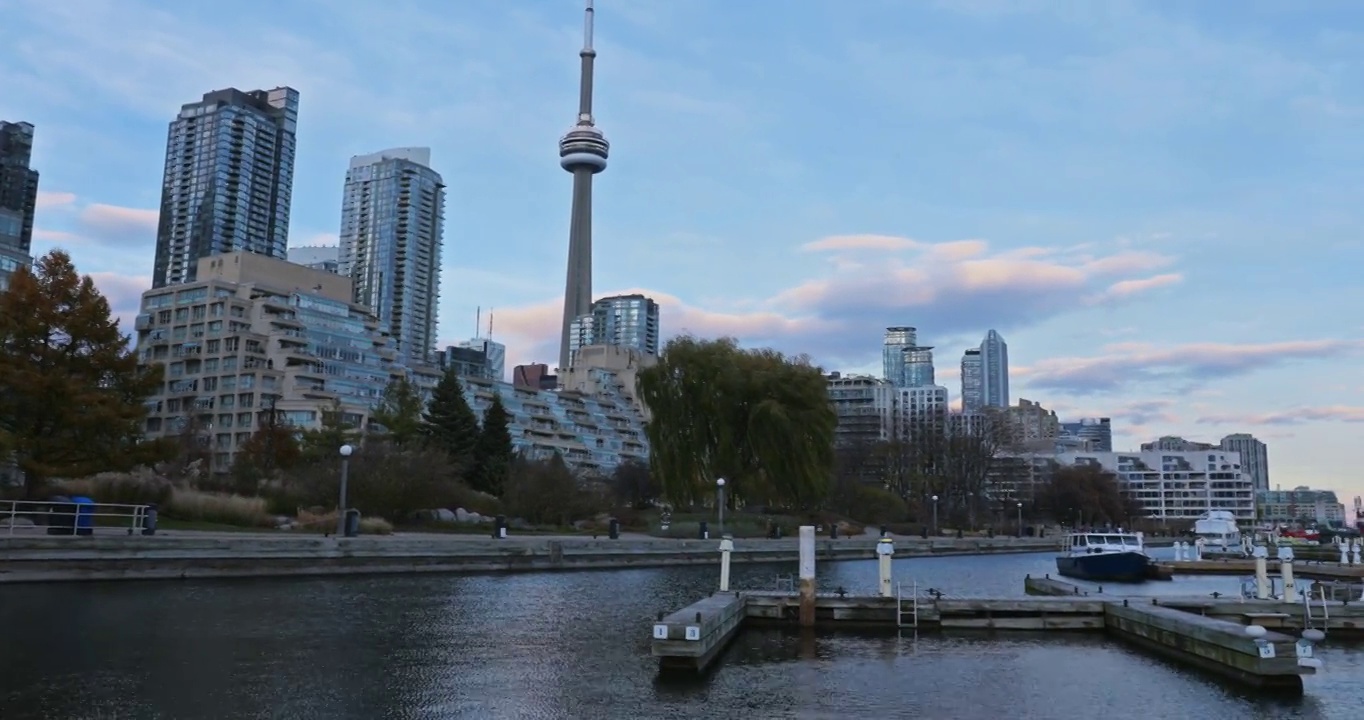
[[151, 87, 299, 288], [338, 147, 445, 366], [882, 326, 916, 385], [901, 346, 936, 387], [0, 121, 39, 291], [590, 294, 659, 355], [960, 347, 983, 412], [980, 329, 1009, 408]]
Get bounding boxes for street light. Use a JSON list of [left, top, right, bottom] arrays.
[[931, 495, 939, 535], [1017, 501, 1024, 538], [336, 444, 353, 536], [716, 477, 727, 537]]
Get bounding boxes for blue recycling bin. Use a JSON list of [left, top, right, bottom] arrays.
[[71, 496, 95, 536]]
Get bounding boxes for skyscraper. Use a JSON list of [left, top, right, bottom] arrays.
[[960, 347, 983, 412], [592, 294, 660, 355], [882, 326, 917, 385], [901, 346, 936, 387], [458, 337, 507, 381], [0, 121, 39, 291], [338, 147, 445, 366], [979, 329, 1009, 408], [557, 0, 610, 372], [1220, 433, 1269, 492], [151, 87, 298, 287]]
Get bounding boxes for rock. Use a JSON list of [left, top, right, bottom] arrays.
[[433, 508, 456, 523], [510, 517, 532, 530], [0, 517, 35, 529]]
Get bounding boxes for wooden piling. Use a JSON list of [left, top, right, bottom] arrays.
[[798, 525, 816, 628]]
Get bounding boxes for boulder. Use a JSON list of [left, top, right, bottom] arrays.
[[432, 508, 456, 523]]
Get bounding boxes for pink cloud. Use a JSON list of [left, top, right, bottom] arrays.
[[88, 271, 152, 335], [1093, 273, 1183, 302], [1017, 339, 1363, 394], [1198, 406, 1364, 426], [80, 204, 159, 235], [486, 235, 1184, 372], [35, 191, 77, 210]]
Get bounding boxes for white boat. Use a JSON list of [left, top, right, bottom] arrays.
[[1057, 531, 1153, 583], [1192, 511, 1241, 550]]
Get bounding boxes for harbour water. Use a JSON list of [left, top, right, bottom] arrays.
[[1, 550, 1360, 719]]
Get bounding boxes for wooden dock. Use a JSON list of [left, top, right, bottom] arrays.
[[1155, 559, 1364, 580], [651, 591, 746, 672]]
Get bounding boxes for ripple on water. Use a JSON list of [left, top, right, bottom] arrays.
[[0, 552, 1359, 719]]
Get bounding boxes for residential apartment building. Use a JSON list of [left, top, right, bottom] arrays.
[[135, 252, 396, 472], [1059, 418, 1112, 452], [877, 384, 950, 440], [151, 87, 299, 287], [566, 294, 660, 368], [338, 147, 445, 366], [825, 373, 888, 446], [1257, 486, 1346, 526], [1056, 450, 1256, 522], [558, 344, 655, 419], [289, 245, 340, 274], [882, 326, 916, 386], [458, 338, 507, 381], [0, 121, 39, 291], [437, 345, 495, 380], [995, 398, 1060, 452], [960, 348, 982, 413], [979, 330, 1009, 408], [1141, 433, 1269, 492], [463, 374, 649, 474]]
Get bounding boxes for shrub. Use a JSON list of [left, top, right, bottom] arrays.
[[292, 508, 393, 535], [56, 470, 174, 507], [448, 484, 503, 516], [165, 489, 272, 528]]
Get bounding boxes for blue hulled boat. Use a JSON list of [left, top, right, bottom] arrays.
[[1056, 531, 1153, 583]]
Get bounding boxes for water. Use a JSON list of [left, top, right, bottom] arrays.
[[1, 551, 1360, 719]]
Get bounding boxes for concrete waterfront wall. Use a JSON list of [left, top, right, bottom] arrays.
[[0, 534, 1062, 584]]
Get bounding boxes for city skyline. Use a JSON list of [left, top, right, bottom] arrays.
[[3, 0, 1362, 497]]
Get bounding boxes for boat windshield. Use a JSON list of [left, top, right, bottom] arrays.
[[1086, 534, 1139, 547]]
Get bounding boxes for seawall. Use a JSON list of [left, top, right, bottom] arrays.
[[0, 534, 1064, 584]]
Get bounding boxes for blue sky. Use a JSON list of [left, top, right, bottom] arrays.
[[3, 0, 1362, 507]]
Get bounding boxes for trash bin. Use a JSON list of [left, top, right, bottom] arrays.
[[343, 508, 361, 538], [493, 515, 508, 539], [46, 495, 75, 536], [880, 524, 888, 537], [141, 504, 158, 536], [830, 524, 839, 539], [608, 518, 620, 540], [699, 521, 709, 540], [71, 496, 95, 537]]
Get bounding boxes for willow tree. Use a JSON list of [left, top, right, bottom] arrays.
[[636, 336, 836, 509]]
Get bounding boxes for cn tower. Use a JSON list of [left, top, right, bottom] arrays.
[[557, 0, 610, 372]]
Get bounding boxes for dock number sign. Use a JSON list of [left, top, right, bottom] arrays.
[[653, 625, 669, 640]]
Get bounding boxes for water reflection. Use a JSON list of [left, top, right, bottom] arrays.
[[0, 553, 1359, 719]]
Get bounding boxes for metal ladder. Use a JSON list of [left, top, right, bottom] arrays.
[[896, 580, 919, 628]]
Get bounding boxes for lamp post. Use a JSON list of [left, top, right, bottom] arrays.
[[931, 495, 939, 535], [1017, 501, 1024, 538], [967, 491, 975, 531], [336, 444, 353, 536], [716, 477, 727, 537]]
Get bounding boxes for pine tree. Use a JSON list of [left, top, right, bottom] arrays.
[[421, 369, 479, 477], [472, 393, 514, 496], [0, 251, 166, 496], [370, 376, 425, 446], [299, 400, 359, 463]]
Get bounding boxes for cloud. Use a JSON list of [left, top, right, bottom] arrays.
[[1198, 406, 1364, 426], [87, 271, 152, 335], [35, 191, 76, 210], [1017, 339, 1363, 395], [1046, 397, 1182, 448], [491, 235, 1180, 370], [1093, 273, 1183, 302], [79, 204, 159, 236], [801, 235, 920, 252]]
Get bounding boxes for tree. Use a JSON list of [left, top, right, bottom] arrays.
[[471, 393, 513, 496], [298, 400, 359, 462], [1036, 464, 1138, 527], [503, 452, 603, 526], [636, 335, 836, 509], [607, 457, 656, 509], [370, 376, 424, 446], [0, 251, 165, 496], [422, 369, 479, 475], [232, 423, 301, 493]]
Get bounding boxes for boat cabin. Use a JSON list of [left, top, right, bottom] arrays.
[[1062, 532, 1144, 554]]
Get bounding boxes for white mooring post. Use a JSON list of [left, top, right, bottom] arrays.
[[1193, 537, 1205, 562], [718, 536, 734, 591], [798, 525, 816, 627], [1175, 541, 1187, 562], [1252, 544, 1271, 600], [876, 537, 895, 597], [1278, 545, 1297, 604], [1341, 539, 1351, 566], [1352, 540, 1362, 566]]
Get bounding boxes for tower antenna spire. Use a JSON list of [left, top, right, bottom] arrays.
[[577, 0, 597, 122]]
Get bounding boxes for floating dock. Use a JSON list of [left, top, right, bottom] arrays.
[[650, 528, 1333, 696], [1155, 559, 1363, 581]]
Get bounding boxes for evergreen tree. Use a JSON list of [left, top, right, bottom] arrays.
[[299, 400, 359, 462], [472, 393, 514, 496], [370, 376, 425, 446], [421, 369, 479, 476], [0, 251, 165, 496]]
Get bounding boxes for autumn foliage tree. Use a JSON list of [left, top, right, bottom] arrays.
[[1035, 464, 1142, 527], [0, 251, 166, 496], [636, 336, 836, 510]]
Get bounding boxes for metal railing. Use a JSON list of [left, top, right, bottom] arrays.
[[1, 499, 151, 537]]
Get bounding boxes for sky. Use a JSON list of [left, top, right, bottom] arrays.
[[2, 0, 1362, 506]]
